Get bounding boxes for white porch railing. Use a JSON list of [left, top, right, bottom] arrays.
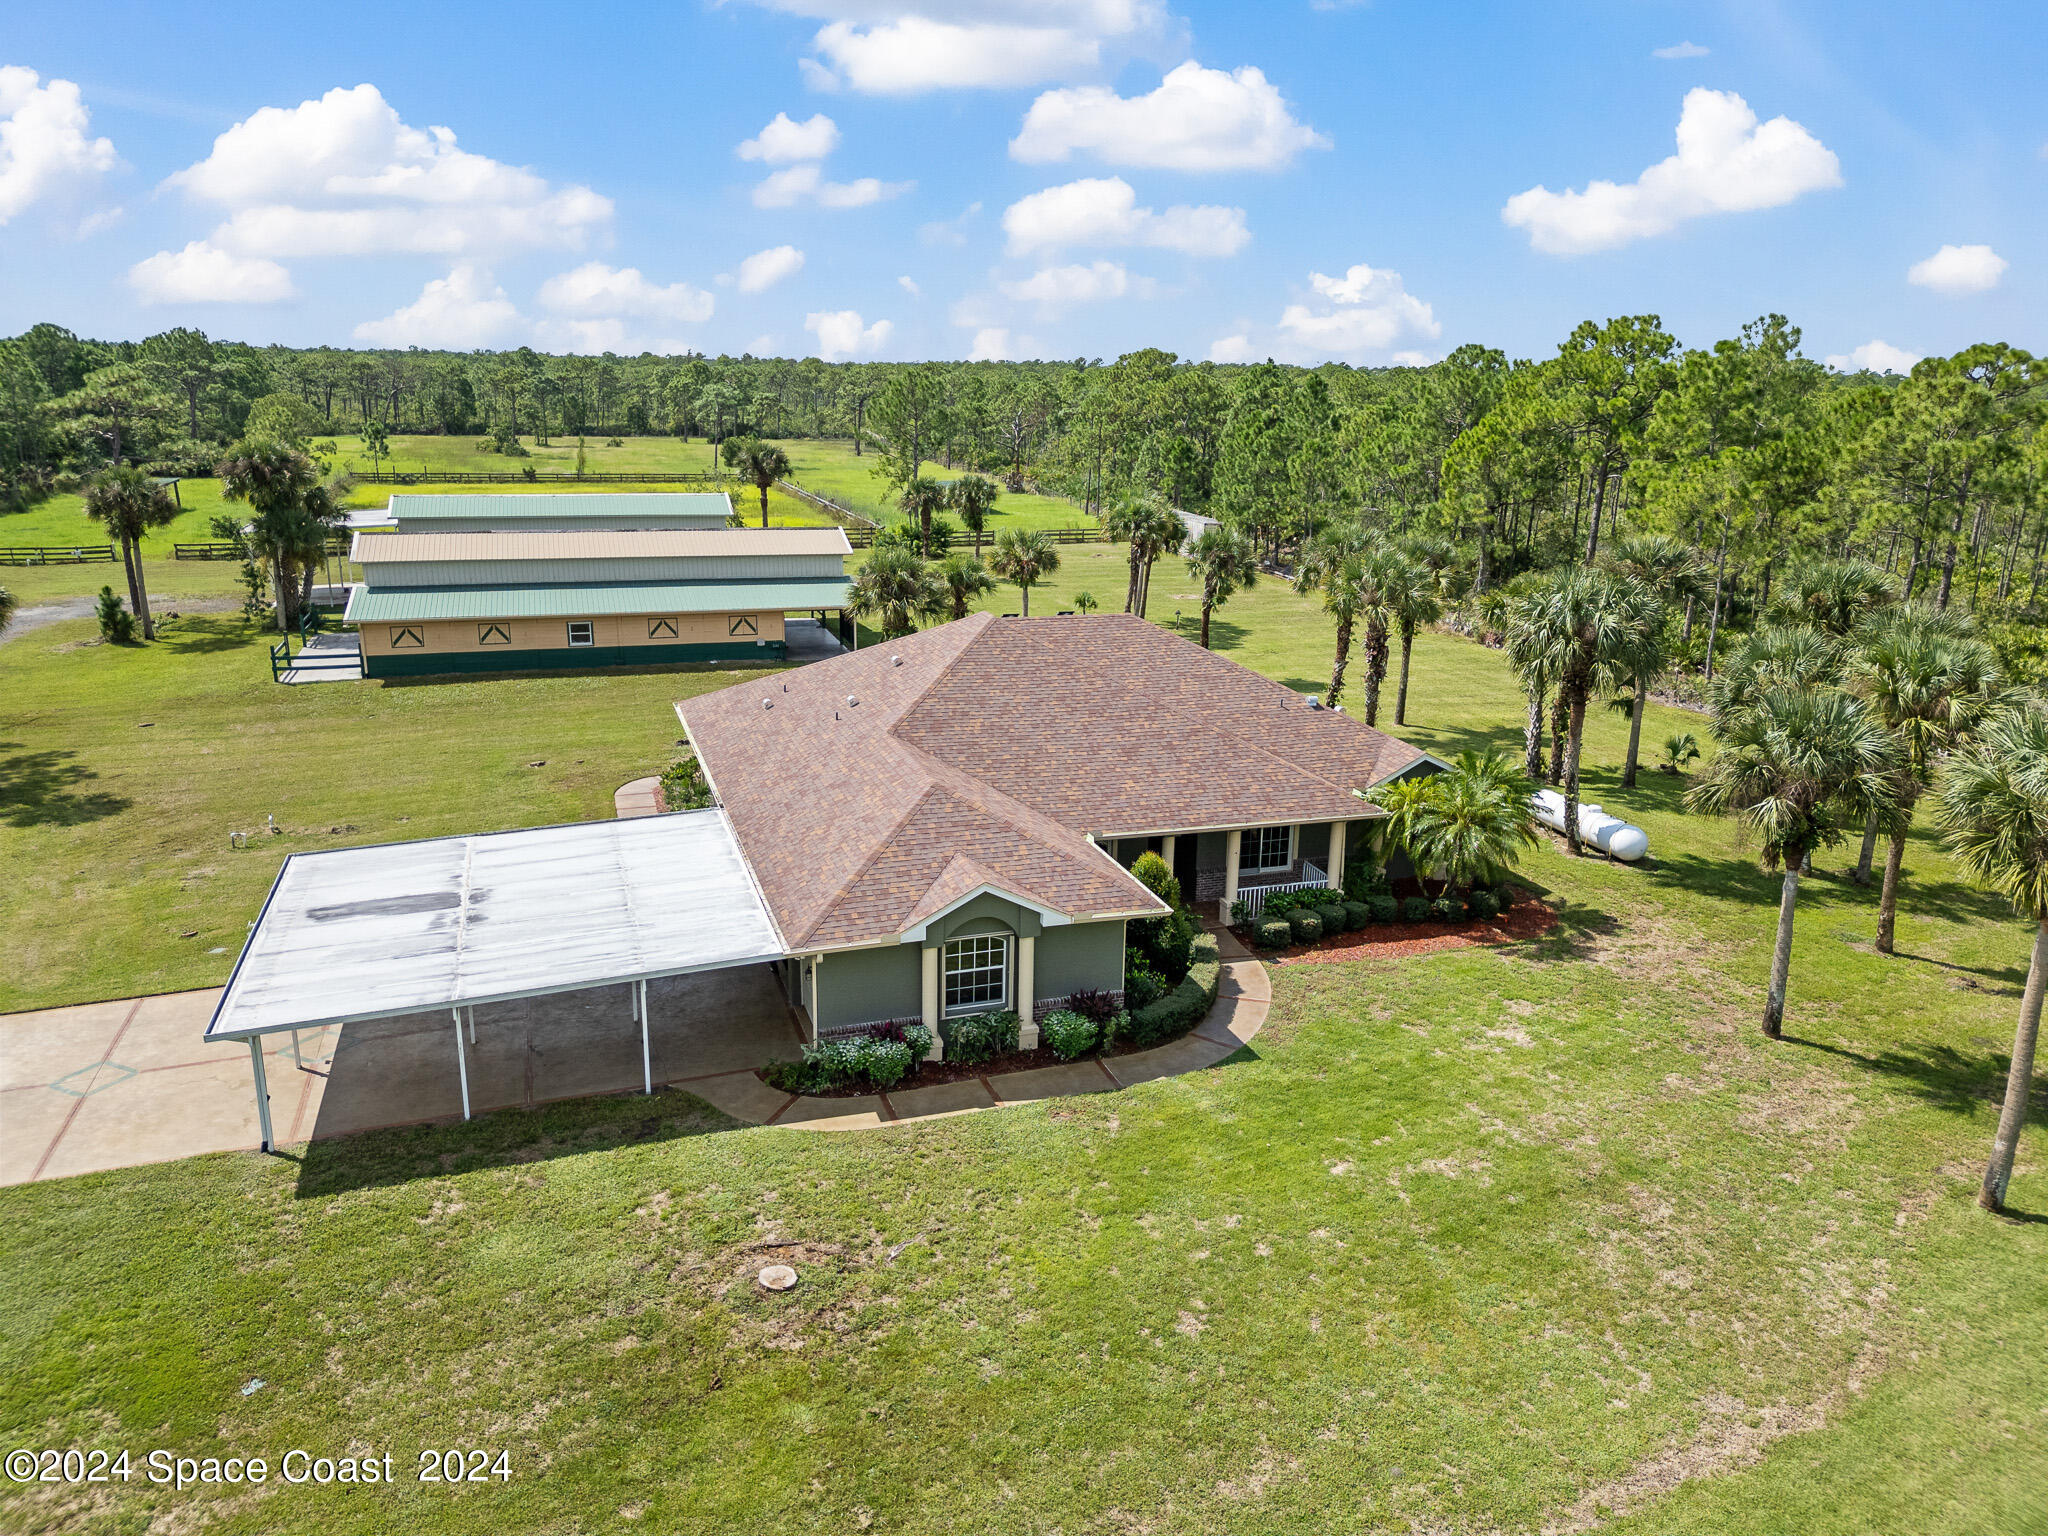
[[1234, 861, 1329, 918]]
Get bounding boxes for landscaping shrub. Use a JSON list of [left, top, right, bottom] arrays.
[[659, 756, 713, 811], [1431, 895, 1464, 923], [1098, 1011, 1123, 1053], [1368, 894, 1399, 924], [1341, 900, 1371, 929], [1342, 860, 1394, 904], [1064, 988, 1118, 1025], [944, 1009, 1019, 1065], [1314, 900, 1350, 934], [1123, 957, 1166, 1010], [1467, 890, 1501, 920], [95, 586, 134, 643], [1126, 937, 1221, 1048], [849, 1034, 914, 1089], [1128, 852, 1197, 982], [1254, 917, 1293, 949], [764, 1028, 919, 1093], [1040, 1009, 1098, 1061], [1400, 896, 1432, 923], [1286, 909, 1323, 944], [900, 1022, 935, 1061]]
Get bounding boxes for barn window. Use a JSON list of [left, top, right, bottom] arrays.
[[728, 615, 759, 637], [566, 621, 595, 647], [648, 617, 678, 640], [477, 623, 511, 646], [389, 626, 424, 649]]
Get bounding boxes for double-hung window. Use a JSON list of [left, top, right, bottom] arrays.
[[942, 934, 1009, 1015], [566, 621, 595, 647], [1243, 824, 1293, 872]]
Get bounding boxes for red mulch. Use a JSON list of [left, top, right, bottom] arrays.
[[1250, 899, 1560, 965]]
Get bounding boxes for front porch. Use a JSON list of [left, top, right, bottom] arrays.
[[1103, 819, 1361, 923]]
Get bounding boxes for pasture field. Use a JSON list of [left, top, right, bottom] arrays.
[[0, 541, 2042, 1535]]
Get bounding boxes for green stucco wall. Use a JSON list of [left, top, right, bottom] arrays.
[[1035, 920, 1127, 1000], [816, 944, 922, 1030], [361, 639, 785, 678]]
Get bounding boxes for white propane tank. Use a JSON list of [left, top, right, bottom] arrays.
[[1529, 788, 1649, 862]]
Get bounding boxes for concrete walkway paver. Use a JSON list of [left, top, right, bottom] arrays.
[[614, 776, 662, 818]]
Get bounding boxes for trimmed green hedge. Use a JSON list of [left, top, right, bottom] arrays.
[[1126, 936, 1221, 1048]]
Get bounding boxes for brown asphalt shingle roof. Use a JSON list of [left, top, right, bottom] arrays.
[[679, 613, 1430, 951]]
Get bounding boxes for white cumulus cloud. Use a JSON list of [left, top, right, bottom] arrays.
[[1502, 88, 1841, 255], [968, 326, 1012, 361], [1278, 263, 1440, 355], [737, 111, 840, 163], [0, 66, 120, 223], [127, 240, 296, 304], [1823, 339, 1922, 375], [536, 261, 713, 322], [736, 244, 807, 293], [353, 262, 524, 348], [1906, 243, 2006, 295], [1652, 41, 1710, 59], [1002, 176, 1247, 257], [1207, 334, 1254, 363], [159, 83, 610, 262], [1010, 62, 1329, 172], [898, 274, 920, 296], [752, 162, 912, 209], [804, 308, 892, 361], [767, 3, 1175, 94], [998, 259, 1146, 313]]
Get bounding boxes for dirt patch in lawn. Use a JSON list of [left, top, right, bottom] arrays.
[[1256, 899, 1560, 966]]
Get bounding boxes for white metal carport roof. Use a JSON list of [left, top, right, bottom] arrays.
[[207, 810, 786, 1041]]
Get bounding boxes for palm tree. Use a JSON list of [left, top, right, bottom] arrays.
[[723, 437, 791, 528], [1686, 685, 1902, 1037], [1293, 529, 1383, 713], [1386, 544, 1444, 728], [1499, 583, 1552, 782], [1104, 496, 1186, 616], [0, 585, 15, 636], [1934, 705, 2048, 1212], [1769, 557, 1895, 638], [898, 475, 948, 558], [1520, 567, 1661, 854], [1708, 625, 1846, 722], [83, 467, 180, 641], [846, 546, 949, 639], [1605, 615, 1672, 788], [948, 474, 1000, 559], [1848, 613, 2011, 954], [1659, 731, 1701, 775], [1399, 750, 1538, 893], [1604, 533, 1707, 784], [217, 440, 346, 633], [1072, 591, 1100, 614], [937, 551, 997, 620], [989, 527, 1059, 616], [1183, 525, 1258, 649]]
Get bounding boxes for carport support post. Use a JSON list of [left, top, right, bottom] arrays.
[[452, 1007, 472, 1121], [248, 1038, 274, 1153], [639, 979, 652, 1095], [290, 1028, 303, 1069]]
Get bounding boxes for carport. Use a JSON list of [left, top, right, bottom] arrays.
[[206, 811, 787, 1150]]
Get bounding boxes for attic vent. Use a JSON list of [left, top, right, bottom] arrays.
[[1305, 695, 1324, 710]]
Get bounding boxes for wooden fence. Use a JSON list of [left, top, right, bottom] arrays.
[[841, 524, 1107, 550], [176, 539, 350, 561], [0, 544, 116, 565], [349, 470, 725, 485], [775, 478, 878, 529]]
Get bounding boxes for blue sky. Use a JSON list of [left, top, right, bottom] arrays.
[[1, 0, 2040, 370]]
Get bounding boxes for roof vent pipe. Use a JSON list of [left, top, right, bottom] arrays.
[[846, 695, 859, 707], [891, 654, 903, 666], [762, 698, 773, 710], [1306, 695, 1323, 709]]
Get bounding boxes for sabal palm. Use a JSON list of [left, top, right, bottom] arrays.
[[1934, 705, 2048, 1212], [1498, 582, 1552, 781], [1294, 529, 1393, 715], [1770, 557, 1896, 637], [83, 466, 179, 641], [948, 474, 1000, 558], [937, 551, 997, 620], [1183, 525, 1258, 649], [727, 439, 791, 528], [1385, 542, 1444, 728], [988, 527, 1059, 616], [898, 475, 948, 557], [0, 585, 15, 636], [1603, 533, 1706, 784], [847, 546, 948, 639], [1104, 496, 1185, 616], [1686, 685, 1902, 1037], [1708, 625, 1846, 724], [1848, 615, 2011, 953], [1519, 567, 1661, 854]]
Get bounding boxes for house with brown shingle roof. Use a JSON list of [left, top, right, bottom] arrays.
[[679, 612, 1439, 1049]]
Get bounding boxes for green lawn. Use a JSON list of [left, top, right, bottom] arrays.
[[769, 437, 1095, 534], [2, 551, 2044, 1535]]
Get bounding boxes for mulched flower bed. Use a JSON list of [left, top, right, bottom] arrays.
[[1246, 898, 1559, 965], [757, 1029, 1182, 1099]]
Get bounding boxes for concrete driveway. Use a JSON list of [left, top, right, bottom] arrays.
[[0, 965, 806, 1185]]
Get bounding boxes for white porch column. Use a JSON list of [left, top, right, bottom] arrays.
[[1221, 828, 1242, 923], [1017, 934, 1038, 1049], [1160, 834, 1176, 871], [806, 956, 821, 1045], [248, 1038, 274, 1153], [920, 944, 942, 1059], [1327, 820, 1347, 892], [452, 1007, 472, 1121], [638, 979, 652, 1095]]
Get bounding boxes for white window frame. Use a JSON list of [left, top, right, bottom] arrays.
[[942, 933, 1010, 1016], [1243, 824, 1295, 873], [566, 621, 595, 648]]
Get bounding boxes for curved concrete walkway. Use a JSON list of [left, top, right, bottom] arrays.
[[614, 776, 662, 818], [688, 927, 1271, 1132]]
